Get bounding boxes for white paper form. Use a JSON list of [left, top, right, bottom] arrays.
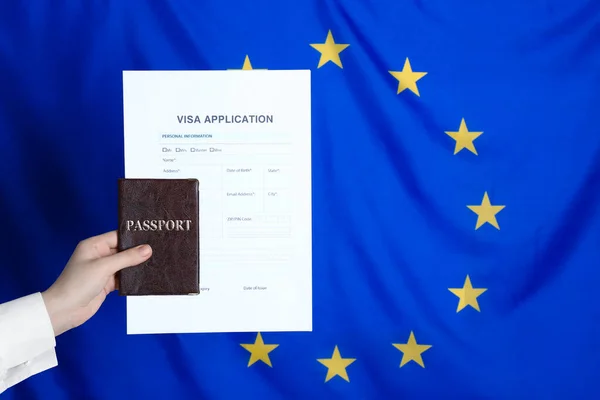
[[122, 70, 312, 334]]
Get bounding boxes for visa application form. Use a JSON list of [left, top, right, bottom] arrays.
[[122, 70, 312, 334]]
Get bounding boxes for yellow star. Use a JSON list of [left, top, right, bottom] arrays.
[[240, 332, 279, 367], [467, 192, 505, 230], [388, 58, 427, 96], [317, 345, 356, 382], [310, 30, 349, 68], [392, 331, 431, 368], [448, 275, 487, 312], [241, 55, 254, 70], [228, 55, 266, 71], [445, 118, 483, 155]]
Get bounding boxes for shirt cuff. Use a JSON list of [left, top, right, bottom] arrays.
[[0, 292, 56, 370], [0, 348, 57, 394]]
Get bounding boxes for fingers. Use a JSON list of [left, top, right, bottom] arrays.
[[106, 276, 116, 293], [90, 230, 118, 249], [76, 230, 119, 259], [86, 230, 118, 248], [95, 244, 152, 275]]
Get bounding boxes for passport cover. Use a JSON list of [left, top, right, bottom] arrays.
[[116, 178, 200, 296]]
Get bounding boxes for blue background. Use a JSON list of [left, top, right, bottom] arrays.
[[1, 1, 600, 398]]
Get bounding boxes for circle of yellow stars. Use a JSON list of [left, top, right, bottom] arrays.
[[230, 27, 502, 383]]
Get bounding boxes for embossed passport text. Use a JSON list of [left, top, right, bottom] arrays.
[[117, 178, 200, 296]]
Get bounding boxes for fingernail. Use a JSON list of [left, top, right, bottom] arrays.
[[138, 245, 151, 257]]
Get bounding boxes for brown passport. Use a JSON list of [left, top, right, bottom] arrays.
[[116, 178, 200, 296]]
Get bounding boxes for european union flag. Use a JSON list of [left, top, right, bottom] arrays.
[[1, 1, 599, 399]]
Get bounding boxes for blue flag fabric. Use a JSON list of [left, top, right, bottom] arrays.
[[1, 1, 600, 398]]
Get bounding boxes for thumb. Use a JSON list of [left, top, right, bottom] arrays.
[[97, 244, 152, 274]]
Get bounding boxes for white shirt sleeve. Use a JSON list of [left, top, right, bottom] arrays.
[[0, 292, 58, 394]]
